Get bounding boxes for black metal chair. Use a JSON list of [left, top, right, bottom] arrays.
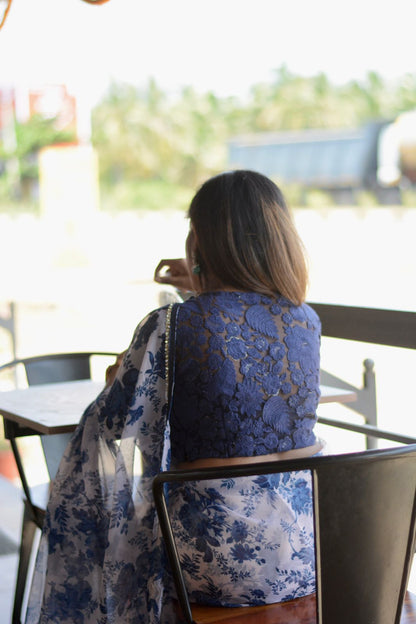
[[0, 352, 117, 624], [153, 445, 416, 624]]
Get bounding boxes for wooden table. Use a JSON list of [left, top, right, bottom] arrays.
[[0, 381, 357, 436]]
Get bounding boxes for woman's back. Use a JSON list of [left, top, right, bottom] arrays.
[[28, 170, 323, 622], [171, 291, 321, 465]]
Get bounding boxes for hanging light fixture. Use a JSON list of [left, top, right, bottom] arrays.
[[0, 0, 112, 31], [0, 0, 12, 30]]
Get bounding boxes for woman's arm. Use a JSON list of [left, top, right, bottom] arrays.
[[105, 351, 127, 387]]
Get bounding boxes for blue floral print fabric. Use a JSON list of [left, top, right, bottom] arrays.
[[25, 292, 321, 623], [26, 307, 176, 624], [168, 470, 316, 606]]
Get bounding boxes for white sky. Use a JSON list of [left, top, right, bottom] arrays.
[[1, 0, 415, 107]]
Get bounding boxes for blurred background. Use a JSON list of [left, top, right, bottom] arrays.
[[0, 0, 415, 456]]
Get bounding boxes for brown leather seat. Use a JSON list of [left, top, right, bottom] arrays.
[[185, 591, 416, 623]]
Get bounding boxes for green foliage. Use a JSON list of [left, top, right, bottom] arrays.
[[15, 115, 76, 191], [90, 69, 416, 202], [0, 175, 38, 213], [275, 182, 306, 207], [0, 432, 10, 451], [401, 188, 416, 207], [355, 190, 379, 207], [247, 66, 401, 131], [0, 114, 76, 205], [100, 178, 193, 213], [92, 81, 230, 189], [14, 115, 75, 176], [302, 189, 334, 208], [2, 67, 416, 213]]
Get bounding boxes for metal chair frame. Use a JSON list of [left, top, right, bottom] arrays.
[[0, 351, 117, 624], [153, 445, 416, 624]]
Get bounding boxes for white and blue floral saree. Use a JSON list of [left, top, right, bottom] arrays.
[[27, 307, 175, 624], [26, 292, 320, 623]]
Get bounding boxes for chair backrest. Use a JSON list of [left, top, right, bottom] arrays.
[[23, 353, 92, 385], [0, 351, 118, 387], [153, 445, 416, 624]]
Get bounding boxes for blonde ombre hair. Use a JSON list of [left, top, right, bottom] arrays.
[[188, 170, 308, 305]]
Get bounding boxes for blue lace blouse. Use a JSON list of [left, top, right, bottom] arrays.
[[170, 291, 321, 464]]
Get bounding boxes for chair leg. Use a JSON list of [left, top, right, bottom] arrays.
[[12, 503, 38, 624]]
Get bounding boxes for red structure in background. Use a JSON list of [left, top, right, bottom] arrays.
[[0, 447, 19, 482], [0, 87, 15, 131], [0, 84, 78, 138], [28, 84, 78, 134]]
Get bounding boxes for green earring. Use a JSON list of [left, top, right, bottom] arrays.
[[192, 264, 201, 274]]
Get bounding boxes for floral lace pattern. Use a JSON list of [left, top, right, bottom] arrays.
[[171, 292, 321, 463]]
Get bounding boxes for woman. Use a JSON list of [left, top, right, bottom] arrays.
[[26, 170, 321, 624]]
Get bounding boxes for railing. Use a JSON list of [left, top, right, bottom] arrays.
[[310, 303, 416, 447], [2, 298, 416, 447]]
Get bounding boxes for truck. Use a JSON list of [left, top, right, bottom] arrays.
[[228, 110, 416, 204]]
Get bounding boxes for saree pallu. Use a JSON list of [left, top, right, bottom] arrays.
[[26, 308, 176, 624]]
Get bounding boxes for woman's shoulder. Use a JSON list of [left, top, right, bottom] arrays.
[[275, 296, 321, 329], [301, 302, 321, 325], [295, 301, 322, 329], [131, 304, 173, 342], [167, 292, 320, 329]]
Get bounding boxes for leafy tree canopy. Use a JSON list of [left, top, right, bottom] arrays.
[[91, 66, 416, 190]]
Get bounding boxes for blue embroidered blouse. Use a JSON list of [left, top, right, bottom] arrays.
[[170, 291, 321, 464]]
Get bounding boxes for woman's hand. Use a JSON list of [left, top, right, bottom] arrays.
[[154, 258, 194, 292], [105, 351, 127, 387]]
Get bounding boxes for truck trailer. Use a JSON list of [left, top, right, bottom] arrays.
[[228, 111, 416, 204]]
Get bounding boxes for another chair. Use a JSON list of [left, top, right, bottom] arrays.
[[0, 351, 117, 624], [153, 445, 416, 624]]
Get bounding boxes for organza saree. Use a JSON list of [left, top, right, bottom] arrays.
[[26, 303, 315, 623], [26, 307, 177, 624]]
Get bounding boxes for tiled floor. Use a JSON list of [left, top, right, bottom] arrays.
[[0, 553, 18, 623], [0, 475, 21, 623]]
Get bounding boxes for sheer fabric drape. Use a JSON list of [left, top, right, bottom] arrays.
[[26, 307, 177, 624]]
